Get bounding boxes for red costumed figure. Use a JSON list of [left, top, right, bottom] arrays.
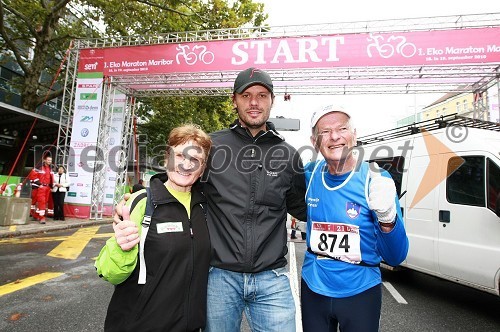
[[28, 154, 53, 224]]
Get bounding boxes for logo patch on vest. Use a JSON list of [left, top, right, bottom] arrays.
[[157, 222, 183, 233], [346, 202, 361, 219]]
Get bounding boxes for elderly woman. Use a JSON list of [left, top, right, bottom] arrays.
[[95, 124, 212, 332]]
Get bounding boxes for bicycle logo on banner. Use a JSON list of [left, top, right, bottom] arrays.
[[367, 33, 417, 58], [175, 44, 215, 65]]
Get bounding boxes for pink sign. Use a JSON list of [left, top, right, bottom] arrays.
[[78, 27, 500, 75]]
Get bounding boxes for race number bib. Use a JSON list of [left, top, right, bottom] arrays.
[[310, 222, 362, 264]]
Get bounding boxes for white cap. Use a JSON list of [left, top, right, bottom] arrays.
[[310, 104, 350, 129]]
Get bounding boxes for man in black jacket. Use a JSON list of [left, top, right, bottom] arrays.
[[113, 67, 306, 332], [203, 67, 307, 332]]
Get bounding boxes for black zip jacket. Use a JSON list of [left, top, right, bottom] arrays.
[[202, 119, 307, 273], [104, 174, 210, 332]]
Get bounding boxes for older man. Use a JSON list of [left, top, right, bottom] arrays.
[[301, 105, 409, 332]]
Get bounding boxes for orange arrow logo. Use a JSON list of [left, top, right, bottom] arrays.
[[409, 128, 464, 209]]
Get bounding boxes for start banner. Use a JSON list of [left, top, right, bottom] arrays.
[[78, 27, 500, 76]]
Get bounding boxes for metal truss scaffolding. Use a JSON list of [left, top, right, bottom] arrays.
[[56, 49, 79, 167], [112, 65, 499, 97], [73, 13, 500, 49], [73, 12, 500, 97], [113, 95, 135, 208], [58, 12, 500, 219], [90, 81, 113, 219], [473, 90, 487, 120]]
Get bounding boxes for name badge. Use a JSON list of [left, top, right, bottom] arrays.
[[157, 222, 183, 234]]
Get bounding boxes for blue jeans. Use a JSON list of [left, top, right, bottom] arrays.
[[205, 266, 296, 332]]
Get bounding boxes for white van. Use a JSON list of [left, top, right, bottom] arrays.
[[356, 114, 500, 296]]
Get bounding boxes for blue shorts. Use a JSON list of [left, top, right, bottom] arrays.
[[301, 278, 382, 332]]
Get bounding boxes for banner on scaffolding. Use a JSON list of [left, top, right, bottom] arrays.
[[77, 26, 500, 78], [65, 73, 103, 218]]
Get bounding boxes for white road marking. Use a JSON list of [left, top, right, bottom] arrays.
[[383, 281, 408, 304], [288, 242, 303, 332]]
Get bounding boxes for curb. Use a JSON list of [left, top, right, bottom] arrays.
[[0, 219, 112, 239]]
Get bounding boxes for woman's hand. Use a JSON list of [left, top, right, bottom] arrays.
[[113, 206, 139, 251]]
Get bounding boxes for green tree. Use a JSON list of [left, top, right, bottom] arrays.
[[0, 0, 266, 112], [137, 96, 236, 158]]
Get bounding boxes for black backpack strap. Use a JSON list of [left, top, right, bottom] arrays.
[[138, 187, 155, 284], [306, 247, 380, 267], [129, 190, 147, 213], [143, 187, 154, 226]]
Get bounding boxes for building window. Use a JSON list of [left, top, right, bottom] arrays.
[[0, 67, 15, 80]]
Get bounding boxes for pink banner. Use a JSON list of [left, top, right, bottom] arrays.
[[78, 27, 500, 75]]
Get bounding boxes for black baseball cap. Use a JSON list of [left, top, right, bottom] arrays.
[[233, 67, 274, 94]]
